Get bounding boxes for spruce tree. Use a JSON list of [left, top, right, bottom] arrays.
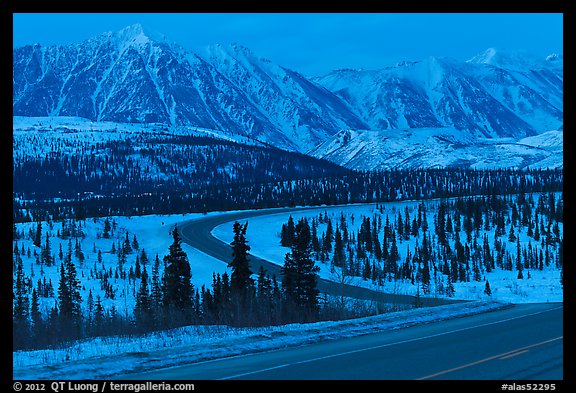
[[281, 218, 320, 322], [332, 227, 345, 268], [93, 295, 106, 336], [103, 218, 111, 239], [484, 280, 492, 296], [34, 221, 42, 248], [229, 222, 254, 301], [134, 267, 152, 331], [150, 254, 163, 328], [162, 226, 193, 326], [41, 232, 53, 266], [13, 257, 30, 349], [57, 254, 83, 341], [30, 288, 43, 347], [280, 215, 296, 247]]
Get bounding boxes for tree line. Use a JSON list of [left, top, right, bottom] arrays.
[[14, 166, 562, 222]]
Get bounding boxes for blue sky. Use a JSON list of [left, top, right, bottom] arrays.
[[12, 13, 563, 76]]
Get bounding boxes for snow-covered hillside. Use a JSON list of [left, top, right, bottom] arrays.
[[309, 127, 563, 170], [202, 43, 367, 151], [13, 195, 562, 336]]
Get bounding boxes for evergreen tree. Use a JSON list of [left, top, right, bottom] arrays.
[[436, 202, 447, 246], [484, 280, 492, 296], [93, 295, 106, 336], [135, 255, 142, 279], [74, 238, 85, 264], [229, 221, 254, 308], [140, 248, 149, 265], [30, 288, 43, 347], [324, 217, 334, 252], [281, 218, 320, 322], [332, 226, 345, 268], [57, 255, 83, 341], [103, 218, 111, 239], [256, 266, 273, 324], [41, 232, 54, 266], [311, 219, 321, 255], [162, 226, 194, 326], [446, 273, 455, 297], [280, 215, 296, 247], [13, 257, 30, 349], [508, 225, 517, 242], [123, 232, 133, 255], [150, 254, 163, 328], [34, 221, 42, 248], [132, 234, 140, 250], [134, 267, 153, 331]]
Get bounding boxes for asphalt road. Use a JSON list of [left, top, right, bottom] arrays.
[[178, 204, 464, 308], [129, 302, 563, 380]]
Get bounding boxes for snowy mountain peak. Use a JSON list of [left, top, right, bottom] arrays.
[[204, 42, 277, 68], [466, 47, 556, 71], [110, 23, 151, 51], [206, 42, 252, 58], [545, 53, 563, 66], [13, 25, 563, 164], [467, 47, 498, 64], [115, 23, 147, 41]]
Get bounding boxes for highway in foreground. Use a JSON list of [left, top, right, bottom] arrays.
[[128, 303, 562, 380]]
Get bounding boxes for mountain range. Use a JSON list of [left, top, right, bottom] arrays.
[[13, 24, 563, 169]]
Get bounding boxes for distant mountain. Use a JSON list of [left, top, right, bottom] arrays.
[[13, 25, 563, 168], [13, 24, 366, 152], [314, 51, 563, 139]]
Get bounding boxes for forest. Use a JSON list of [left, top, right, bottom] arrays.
[[13, 131, 562, 221]]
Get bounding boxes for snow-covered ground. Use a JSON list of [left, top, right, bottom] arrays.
[[13, 198, 562, 379], [12, 116, 264, 159]]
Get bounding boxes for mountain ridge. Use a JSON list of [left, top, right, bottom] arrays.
[[13, 24, 563, 168]]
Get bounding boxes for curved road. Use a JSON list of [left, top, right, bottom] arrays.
[[178, 205, 464, 308], [125, 205, 563, 380]]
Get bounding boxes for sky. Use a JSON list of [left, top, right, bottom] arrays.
[[12, 13, 563, 76]]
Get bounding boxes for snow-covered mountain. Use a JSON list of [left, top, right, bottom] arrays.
[[465, 48, 563, 132], [13, 25, 292, 148], [13, 25, 563, 167], [13, 24, 366, 152], [202, 43, 367, 151], [315, 51, 563, 139]]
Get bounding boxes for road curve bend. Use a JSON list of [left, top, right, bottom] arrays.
[[178, 205, 465, 308]]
